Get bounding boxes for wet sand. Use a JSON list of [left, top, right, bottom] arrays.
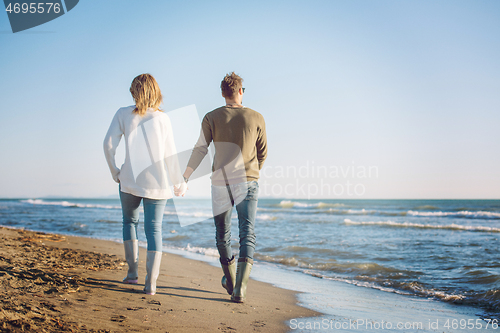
[[0, 227, 318, 332]]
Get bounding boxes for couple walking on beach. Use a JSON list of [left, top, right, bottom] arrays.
[[103, 72, 267, 303]]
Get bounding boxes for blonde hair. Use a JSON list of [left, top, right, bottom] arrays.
[[221, 72, 243, 98], [130, 74, 163, 116]]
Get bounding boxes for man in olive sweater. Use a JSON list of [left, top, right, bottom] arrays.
[[182, 72, 267, 303]]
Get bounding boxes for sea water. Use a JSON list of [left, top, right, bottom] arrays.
[[1, 198, 499, 328]]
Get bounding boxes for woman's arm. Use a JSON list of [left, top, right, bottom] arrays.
[[103, 110, 123, 183]]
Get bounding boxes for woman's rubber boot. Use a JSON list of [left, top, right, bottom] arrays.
[[144, 251, 162, 295], [123, 240, 139, 284], [221, 256, 236, 295], [231, 258, 253, 303]]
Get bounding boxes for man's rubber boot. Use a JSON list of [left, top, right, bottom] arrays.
[[144, 251, 162, 295], [231, 259, 253, 303], [123, 240, 139, 284], [221, 257, 236, 295]]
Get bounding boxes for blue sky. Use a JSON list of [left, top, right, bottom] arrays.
[[0, 0, 499, 199]]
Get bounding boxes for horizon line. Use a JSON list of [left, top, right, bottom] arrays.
[[1, 197, 500, 201]]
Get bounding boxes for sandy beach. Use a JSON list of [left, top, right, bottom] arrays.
[[0, 226, 318, 332]]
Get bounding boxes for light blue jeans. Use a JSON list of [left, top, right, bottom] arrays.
[[119, 188, 167, 252], [212, 181, 259, 264]]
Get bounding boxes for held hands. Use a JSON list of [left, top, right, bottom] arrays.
[[174, 181, 188, 197], [175, 168, 192, 197]]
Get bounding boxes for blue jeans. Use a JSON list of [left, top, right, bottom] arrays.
[[212, 181, 259, 263], [119, 188, 167, 252]]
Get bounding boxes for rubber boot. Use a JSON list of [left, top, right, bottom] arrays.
[[231, 259, 253, 303], [144, 251, 162, 295], [221, 257, 236, 295], [123, 240, 139, 284]]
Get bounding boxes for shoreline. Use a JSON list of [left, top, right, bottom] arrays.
[[158, 234, 497, 333], [1, 223, 497, 333], [0, 226, 319, 332]]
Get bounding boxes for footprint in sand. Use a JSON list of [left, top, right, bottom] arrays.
[[110, 314, 127, 322]]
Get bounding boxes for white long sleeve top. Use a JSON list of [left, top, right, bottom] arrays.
[[103, 106, 184, 200]]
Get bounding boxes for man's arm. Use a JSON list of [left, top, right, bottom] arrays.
[[183, 166, 195, 180], [256, 117, 267, 170]]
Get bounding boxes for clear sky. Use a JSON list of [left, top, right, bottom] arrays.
[[0, 0, 499, 199]]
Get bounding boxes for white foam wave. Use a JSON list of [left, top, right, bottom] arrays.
[[21, 199, 120, 209], [344, 219, 500, 233], [308, 272, 467, 302], [258, 214, 278, 221], [326, 276, 406, 294], [278, 203, 500, 220], [181, 244, 220, 257], [344, 208, 376, 215], [408, 210, 500, 219]]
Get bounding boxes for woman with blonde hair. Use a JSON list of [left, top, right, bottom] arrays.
[[103, 73, 187, 295]]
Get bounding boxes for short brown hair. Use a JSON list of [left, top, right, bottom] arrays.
[[130, 73, 163, 116], [220, 72, 243, 98]]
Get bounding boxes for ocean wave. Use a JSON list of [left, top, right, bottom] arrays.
[[275, 201, 500, 220], [387, 280, 469, 303], [254, 254, 472, 303], [327, 209, 500, 219], [407, 210, 500, 219], [307, 271, 492, 310], [413, 205, 439, 210], [311, 273, 417, 296], [344, 219, 500, 233], [302, 270, 467, 304], [463, 270, 500, 284], [21, 199, 120, 210], [254, 254, 301, 267], [282, 246, 366, 259], [258, 214, 278, 221], [254, 253, 413, 278], [95, 219, 120, 224], [278, 200, 345, 209], [328, 208, 380, 215], [21, 199, 216, 219], [180, 244, 220, 257], [480, 289, 500, 314]]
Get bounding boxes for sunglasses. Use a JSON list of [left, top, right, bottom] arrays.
[[242, 87, 245, 93]]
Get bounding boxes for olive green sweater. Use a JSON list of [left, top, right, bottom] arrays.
[[187, 106, 267, 185]]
